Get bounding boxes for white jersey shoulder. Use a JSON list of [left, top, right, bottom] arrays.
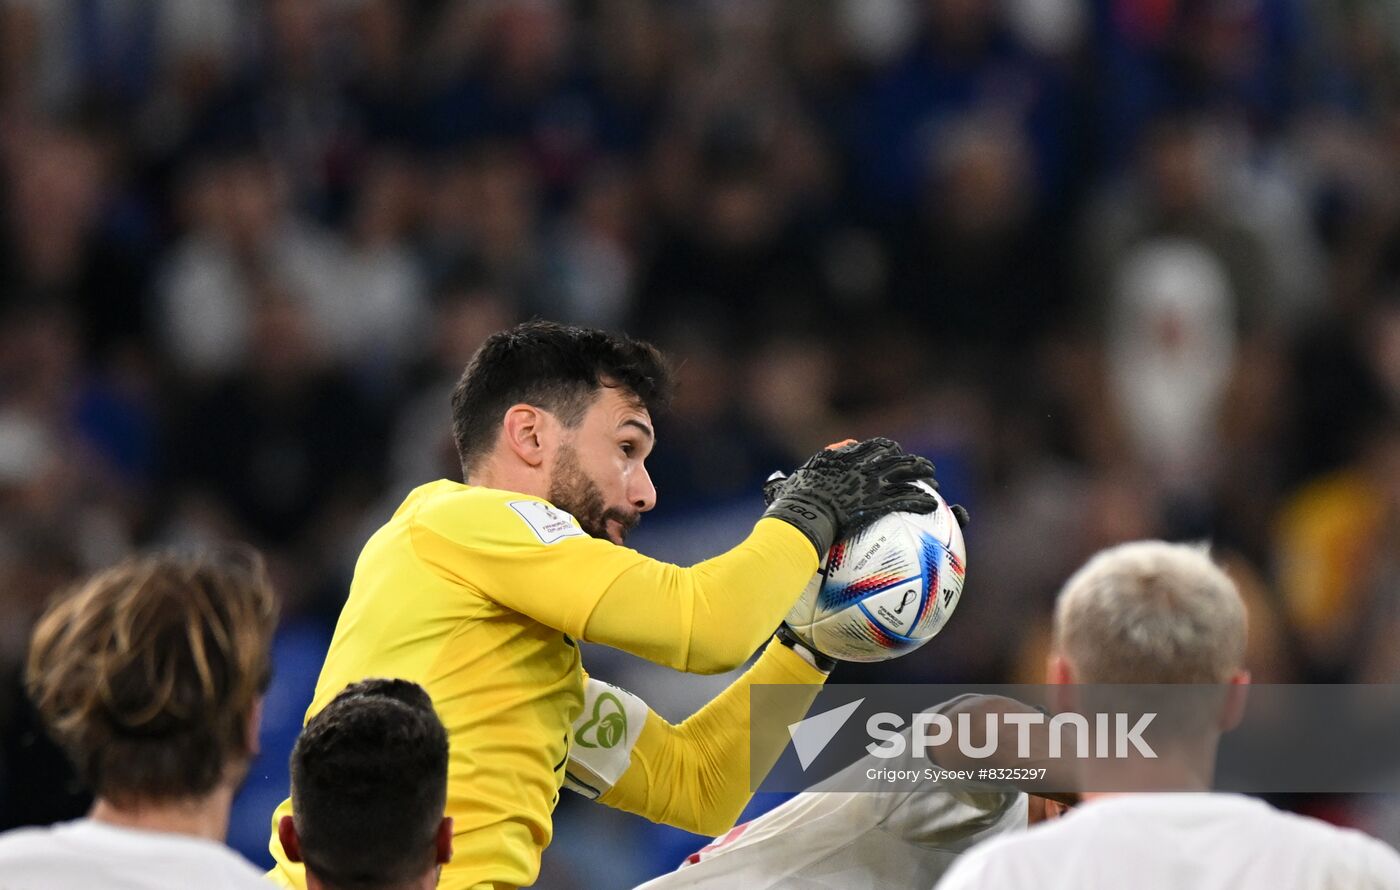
[[0, 819, 269, 890], [936, 793, 1400, 890], [636, 787, 1024, 890], [636, 698, 1026, 889]]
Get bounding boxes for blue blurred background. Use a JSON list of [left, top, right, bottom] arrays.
[[0, 0, 1398, 885]]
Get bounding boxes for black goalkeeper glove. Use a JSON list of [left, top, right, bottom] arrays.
[[764, 450, 970, 538], [761, 437, 943, 557]]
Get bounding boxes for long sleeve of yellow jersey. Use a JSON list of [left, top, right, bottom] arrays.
[[410, 488, 819, 673], [566, 639, 829, 837]]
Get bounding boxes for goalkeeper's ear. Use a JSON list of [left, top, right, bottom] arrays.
[[502, 403, 551, 468]]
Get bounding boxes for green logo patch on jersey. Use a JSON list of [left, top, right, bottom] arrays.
[[576, 692, 628, 749]]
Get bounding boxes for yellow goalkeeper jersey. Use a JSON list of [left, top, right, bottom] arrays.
[[267, 480, 818, 890]]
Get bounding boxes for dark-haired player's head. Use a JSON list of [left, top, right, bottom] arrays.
[[450, 321, 674, 544], [279, 679, 451, 890], [26, 547, 276, 809]]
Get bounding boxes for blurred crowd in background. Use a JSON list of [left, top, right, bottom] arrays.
[[1, 0, 1399, 884]]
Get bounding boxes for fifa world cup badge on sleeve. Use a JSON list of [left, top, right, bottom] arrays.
[[509, 500, 588, 544]]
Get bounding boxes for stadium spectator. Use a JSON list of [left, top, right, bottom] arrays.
[[156, 151, 347, 377], [0, 546, 277, 888], [277, 678, 451, 890], [936, 541, 1400, 889], [1274, 410, 1400, 681]]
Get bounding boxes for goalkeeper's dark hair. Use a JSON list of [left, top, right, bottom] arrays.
[[26, 546, 276, 805], [450, 320, 673, 477], [290, 679, 450, 890]]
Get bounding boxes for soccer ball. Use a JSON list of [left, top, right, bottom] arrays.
[[784, 483, 966, 663]]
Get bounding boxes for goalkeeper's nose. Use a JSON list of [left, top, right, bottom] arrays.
[[630, 464, 657, 513]]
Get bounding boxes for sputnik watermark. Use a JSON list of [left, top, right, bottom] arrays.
[[865, 711, 1158, 761], [756, 684, 1400, 793], [787, 706, 1159, 772]]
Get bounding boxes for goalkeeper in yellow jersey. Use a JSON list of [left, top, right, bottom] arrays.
[[266, 321, 944, 890]]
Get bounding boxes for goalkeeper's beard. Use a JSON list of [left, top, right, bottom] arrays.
[[548, 443, 640, 544]]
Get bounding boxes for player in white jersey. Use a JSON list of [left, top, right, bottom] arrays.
[[634, 778, 1025, 889], [936, 541, 1400, 890], [0, 819, 272, 890], [938, 791, 1400, 890], [0, 548, 276, 890], [628, 693, 1056, 890]]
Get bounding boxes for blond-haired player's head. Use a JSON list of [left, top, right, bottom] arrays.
[[1047, 540, 1250, 791], [1050, 540, 1248, 685], [26, 547, 277, 811]]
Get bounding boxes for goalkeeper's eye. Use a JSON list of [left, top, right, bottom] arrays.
[[620, 442, 635, 457]]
